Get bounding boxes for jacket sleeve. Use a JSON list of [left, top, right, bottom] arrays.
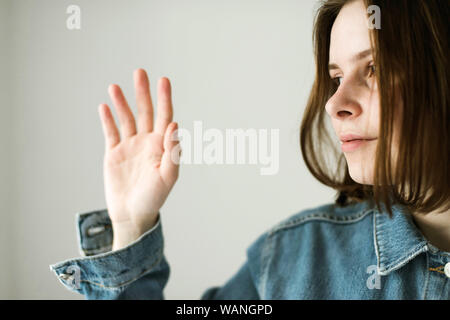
[[49, 209, 267, 300]]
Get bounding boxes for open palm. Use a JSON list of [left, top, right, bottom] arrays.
[[98, 69, 180, 247]]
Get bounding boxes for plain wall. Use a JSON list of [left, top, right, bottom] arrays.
[[0, 0, 12, 299], [1, 0, 335, 299]]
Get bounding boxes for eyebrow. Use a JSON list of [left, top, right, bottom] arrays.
[[328, 48, 373, 71]]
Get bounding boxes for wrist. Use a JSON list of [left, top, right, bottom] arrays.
[[111, 222, 141, 251], [111, 214, 159, 251]]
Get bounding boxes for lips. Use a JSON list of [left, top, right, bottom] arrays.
[[339, 135, 378, 152], [339, 134, 377, 143]]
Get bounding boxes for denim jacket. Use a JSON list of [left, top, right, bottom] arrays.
[[49, 199, 450, 299]]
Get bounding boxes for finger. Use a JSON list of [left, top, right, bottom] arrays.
[[154, 77, 173, 137], [108, 84, 137, 138], [98, 103, 120, 150], [160, 122, 181, 184], [134, 69, 154, 133]]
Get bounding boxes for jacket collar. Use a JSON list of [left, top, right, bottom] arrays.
[[373, 201, 429, 276]]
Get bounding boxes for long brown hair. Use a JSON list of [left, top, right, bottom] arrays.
[[300, 0, 449, 217]]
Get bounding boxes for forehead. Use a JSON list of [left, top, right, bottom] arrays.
[[329, 0, 372, 63]]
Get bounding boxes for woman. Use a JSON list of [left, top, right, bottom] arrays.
[[50, 0, 449, 299]]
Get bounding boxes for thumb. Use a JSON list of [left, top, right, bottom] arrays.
[[160, 122, 181, 184]]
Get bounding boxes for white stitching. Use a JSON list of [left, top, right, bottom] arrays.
[[422, 251, 430, 300], [80, 247, 165, 289], [268, 207, 374, 237], [374, 211, 383, 274]]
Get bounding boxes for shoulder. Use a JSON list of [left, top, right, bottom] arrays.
[[246, 200, 376, 266], [245, 200, 377, 296], [268, 199, 375, 236]]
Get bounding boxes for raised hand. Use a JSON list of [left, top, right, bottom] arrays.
[[98, 69, 180, 250]]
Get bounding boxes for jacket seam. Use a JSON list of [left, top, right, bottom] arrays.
[[423, 251, 430, 299], [268, 208, 374, 237], [379, 244, 428, 275], [373, 212, 384, 274], [259, 231, 274, 299]]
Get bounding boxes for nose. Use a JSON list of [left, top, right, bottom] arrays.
[[325, 83, 363, 120]]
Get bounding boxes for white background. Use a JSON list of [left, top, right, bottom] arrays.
[[0, 0, 335, 299]]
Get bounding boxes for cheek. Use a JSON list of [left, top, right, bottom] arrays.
[[349, 96, 380, 184], [366, 92, 381, 135]]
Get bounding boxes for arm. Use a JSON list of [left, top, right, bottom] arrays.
[[49, 68, 177, 297], [49, 209, 263, 300], [50, 69, 263, 299], [49, 209, 169, 299]]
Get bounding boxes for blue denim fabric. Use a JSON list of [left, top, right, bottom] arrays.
[[49, 199, 450, 299]]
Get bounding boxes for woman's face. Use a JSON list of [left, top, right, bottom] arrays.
[[325, 0, 381, 185]]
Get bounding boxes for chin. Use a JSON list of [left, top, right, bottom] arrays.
[[347, 164, 374, 185]]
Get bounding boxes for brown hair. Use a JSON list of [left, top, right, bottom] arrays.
[[300, 0, 449, 217]]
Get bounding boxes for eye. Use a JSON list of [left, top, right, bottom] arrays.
[[368, 63, 376, 77], [332, 76, 343, 87]]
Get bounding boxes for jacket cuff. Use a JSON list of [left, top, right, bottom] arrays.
[[49, 211, 164, 294]]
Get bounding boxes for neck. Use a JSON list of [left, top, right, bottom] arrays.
[[411, 206, 450, 253]]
